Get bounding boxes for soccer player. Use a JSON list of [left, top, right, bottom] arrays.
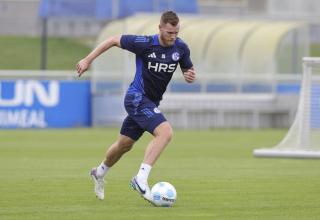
[[76, 10, 195, 203]]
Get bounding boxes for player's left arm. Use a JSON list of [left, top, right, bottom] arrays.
[[182, 67, 196, 83], [179, 44, 196, 83]]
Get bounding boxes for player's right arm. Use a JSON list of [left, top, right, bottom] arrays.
[[76, 35, 121, 77]]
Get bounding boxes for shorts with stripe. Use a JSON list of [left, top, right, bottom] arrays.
[[120, 92, 166, 141]]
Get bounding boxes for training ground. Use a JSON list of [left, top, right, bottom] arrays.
[[0, 128, 320, 220]]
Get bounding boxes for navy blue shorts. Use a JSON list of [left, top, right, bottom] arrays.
[[120, 92, 167, 141]]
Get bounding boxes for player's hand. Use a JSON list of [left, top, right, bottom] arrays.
[[76, 58, 91, 77], [183, 68, 196, 83]]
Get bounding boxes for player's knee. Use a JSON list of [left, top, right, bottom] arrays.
[[119, 141, 133, 152], [155, 122, 173, 143], [163, 129, 173, 143], [117, 136, 135, 152]]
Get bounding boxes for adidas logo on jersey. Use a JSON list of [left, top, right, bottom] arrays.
[[148, 52, 157, 58]]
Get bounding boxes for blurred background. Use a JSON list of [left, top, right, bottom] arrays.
[[0, 0, 319, 129]]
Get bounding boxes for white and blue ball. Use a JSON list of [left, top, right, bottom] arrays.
[[151, 182, 177, 207]]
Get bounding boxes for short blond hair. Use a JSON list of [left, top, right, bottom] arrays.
[[160, 11, 179, 26]]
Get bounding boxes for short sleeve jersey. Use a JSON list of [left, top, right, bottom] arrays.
[[120, 34, 193, 102]]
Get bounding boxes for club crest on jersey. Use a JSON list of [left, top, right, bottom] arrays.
[[154, 107, 161, 114], [172, 52, 180, 61]]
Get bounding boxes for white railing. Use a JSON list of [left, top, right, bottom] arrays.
[[1, 70, 320, 95]]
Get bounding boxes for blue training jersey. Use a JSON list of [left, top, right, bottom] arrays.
[[120, 34, 193, 102]]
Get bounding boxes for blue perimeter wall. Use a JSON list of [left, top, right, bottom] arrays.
[[0, 80, 91, 128]]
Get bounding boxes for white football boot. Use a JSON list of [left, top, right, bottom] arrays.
[[90, 168, 105, 200], [130, 176, 154, 205]]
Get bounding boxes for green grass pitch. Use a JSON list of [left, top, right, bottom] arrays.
[[0, 36, 91, 70], [1, 128, 320, 220]]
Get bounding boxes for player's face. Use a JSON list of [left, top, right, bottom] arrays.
[[159, 22, 180, 47]]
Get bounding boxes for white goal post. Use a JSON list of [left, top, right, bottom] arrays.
[[253, 57, 320, 158]]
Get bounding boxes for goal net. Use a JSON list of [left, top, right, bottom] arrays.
[[253, 57, 320, 158]]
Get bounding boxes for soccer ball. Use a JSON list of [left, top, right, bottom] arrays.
[[151, 182, 177, 207]]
